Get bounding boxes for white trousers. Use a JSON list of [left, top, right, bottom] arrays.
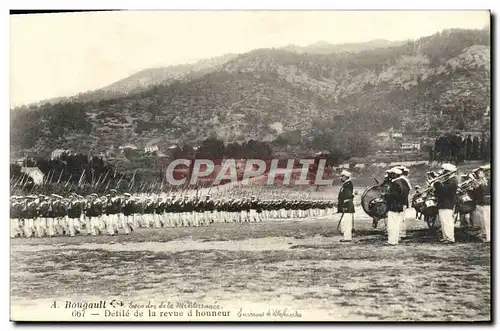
[[438, 209, 455, 242], [475, 205, 490, 242], [387, 211, 402, 245], [10, 219, 20, 238], [341, 213, 354, 240], [119, 214, 131, 234], [105, 215, 117, 235]]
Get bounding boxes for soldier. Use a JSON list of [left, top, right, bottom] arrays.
[[205, 195, 216, 225], [122, 193, 136, 233], [24, 196, 39, 238], [170, 195, 182, 227], [279, 198, 287, 218], [225, 198, 235, 223], [66, 194, 80, 236], [67, 194, 84, 237], [433, 163, 458, 244], [37, 195, 52, 237], [104, 190, 120, 235], [250, 196, 263, 222], [192, 196, 203, 227], [10, 196, 24, 238], [338, 170, 354, 243], [134, 196, 146, 228], [162, 196, 172, 227], [85, 194, 102, 236], [384, 168, 408, 246], [52, 194, 67, 235]]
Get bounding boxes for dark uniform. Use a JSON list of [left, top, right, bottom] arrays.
[[434, 173, 458, 243]]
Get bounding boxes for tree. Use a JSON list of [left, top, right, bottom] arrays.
[[471, 136, 480, 160]]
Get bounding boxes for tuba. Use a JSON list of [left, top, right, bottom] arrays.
[[455, 165, 489, 214]]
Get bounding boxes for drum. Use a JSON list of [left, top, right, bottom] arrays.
[[412, 194, 426, 214], [361, 185, 389, 218], [456, 192, 476, 214], [421, 196, 438, 217]]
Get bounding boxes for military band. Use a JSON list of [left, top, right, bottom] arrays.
[[10, 163, 491, 245]]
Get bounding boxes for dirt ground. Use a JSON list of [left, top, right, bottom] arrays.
[[10, 209, 491, 322]]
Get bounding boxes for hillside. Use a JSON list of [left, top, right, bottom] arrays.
[[10, 28, 491, 158], [100, 53, 238, 95]]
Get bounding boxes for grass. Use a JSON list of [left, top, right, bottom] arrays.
[[10, 214, 491, 322]]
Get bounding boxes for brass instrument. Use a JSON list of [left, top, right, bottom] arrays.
[[426, 169, 458, 186], [455, 164, 489, 215], [415, 169, 458, 199]]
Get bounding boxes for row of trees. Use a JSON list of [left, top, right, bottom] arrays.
[[10, 152, 136, 195], [432, 133, 491, 162]]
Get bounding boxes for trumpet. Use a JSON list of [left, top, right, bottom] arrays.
[[426, 170, 457, 186], [414, 170, 457, 199]]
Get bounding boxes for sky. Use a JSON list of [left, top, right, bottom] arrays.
[[9, 10, 490, 108]]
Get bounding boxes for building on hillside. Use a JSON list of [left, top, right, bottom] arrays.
[[389, 127, 403, 139], [375, 128, 404, 148], [118, 144, 138, 151], [51, 149, 70, 160], [144, 145, 159, 153], [401, 141, 421, 151]]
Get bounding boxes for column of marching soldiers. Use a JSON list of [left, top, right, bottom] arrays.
[[10, 190, 336, 238]]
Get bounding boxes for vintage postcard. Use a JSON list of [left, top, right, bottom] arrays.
[[9, 10, 491, 322]]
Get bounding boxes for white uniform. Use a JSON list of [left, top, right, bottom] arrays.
[[399, 175, 412, 239]]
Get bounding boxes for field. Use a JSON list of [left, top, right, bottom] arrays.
[[10, 206, 491, 322]]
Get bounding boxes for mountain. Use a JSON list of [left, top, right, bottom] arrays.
[[100, 53, 239, 95], [10, 28, 491, 158], [281, 39, 406, 54]]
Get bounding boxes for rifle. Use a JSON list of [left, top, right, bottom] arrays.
[[78, 169, 86, 187], [128, 169, 137, 190], [56, 169, 64, 184], [48, 169, 56, 184], [97, 169, 110, 188], [64, 174, 73, 187], [116, 172, 126, 188], [94, 172, 103, 189]]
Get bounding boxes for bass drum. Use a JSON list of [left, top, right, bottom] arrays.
[[456, 193, 476, 214], [361, 184, 389, 219]]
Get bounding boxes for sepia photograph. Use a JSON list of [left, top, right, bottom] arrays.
[[9, 10, 491, 322]]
